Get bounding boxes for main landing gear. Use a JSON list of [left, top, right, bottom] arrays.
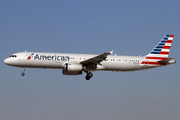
[[85, 72, 93, 80], [21, 68, 25, 76]]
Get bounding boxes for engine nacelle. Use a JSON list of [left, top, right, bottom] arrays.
[[62, 63, 83, 75]]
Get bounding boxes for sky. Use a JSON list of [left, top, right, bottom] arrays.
[[0, 0, 180, 120]]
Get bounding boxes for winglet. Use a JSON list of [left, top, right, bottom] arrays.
[[110, 50, 114, 55]]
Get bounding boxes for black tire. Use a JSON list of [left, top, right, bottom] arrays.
[[88, 72, 93, 77], [85, 75, 90, 80], [21, 73, 25, 76]]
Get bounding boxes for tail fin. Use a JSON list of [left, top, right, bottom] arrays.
[[142, 35, 174, 65]]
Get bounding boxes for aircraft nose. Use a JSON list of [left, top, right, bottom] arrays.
[[4, 58, 10, 65]]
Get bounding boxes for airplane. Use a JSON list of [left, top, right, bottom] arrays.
[[4, 35, 176, 80]]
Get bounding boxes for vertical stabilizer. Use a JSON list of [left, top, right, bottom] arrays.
[[141, 35, 174, 65]]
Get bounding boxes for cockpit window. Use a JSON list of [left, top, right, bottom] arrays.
[[10, 55, 17, 57]]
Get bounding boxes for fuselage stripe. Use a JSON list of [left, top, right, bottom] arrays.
[[141, 61, 166, 65], [145, 57, 167, 60]]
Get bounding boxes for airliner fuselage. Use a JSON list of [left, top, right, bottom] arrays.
[[4, 35, 176, 80], [4, 52, 145, 70]]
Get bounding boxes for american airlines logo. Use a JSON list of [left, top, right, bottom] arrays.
[[27, 53, 34, 60], [34, 54, 70, 61]]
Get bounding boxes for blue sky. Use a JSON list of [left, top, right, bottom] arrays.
[[0, 0, 180, 120]]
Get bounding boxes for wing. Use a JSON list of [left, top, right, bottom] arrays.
[[80, 50, 113, 65]]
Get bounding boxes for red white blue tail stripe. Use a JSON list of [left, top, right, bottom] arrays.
[[141, 35, 174, 65]]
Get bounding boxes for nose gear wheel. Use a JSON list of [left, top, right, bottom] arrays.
[[21, 68, 25, 76]]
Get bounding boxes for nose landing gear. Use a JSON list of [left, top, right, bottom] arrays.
[[21, 68, 25, 76], [85, 72, 93, 80]]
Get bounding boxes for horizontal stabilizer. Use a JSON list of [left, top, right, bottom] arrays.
[[158, 58, 176, 64]]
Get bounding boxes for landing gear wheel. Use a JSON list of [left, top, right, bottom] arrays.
[[88, 72, 93, 78], [85, 72, 93, 80], [85, 75, 90, 80], [21, 68, 25, 76], [21, 72, 25, 76]]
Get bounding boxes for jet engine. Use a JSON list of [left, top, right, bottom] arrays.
[[62, 63, 83, 75]]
